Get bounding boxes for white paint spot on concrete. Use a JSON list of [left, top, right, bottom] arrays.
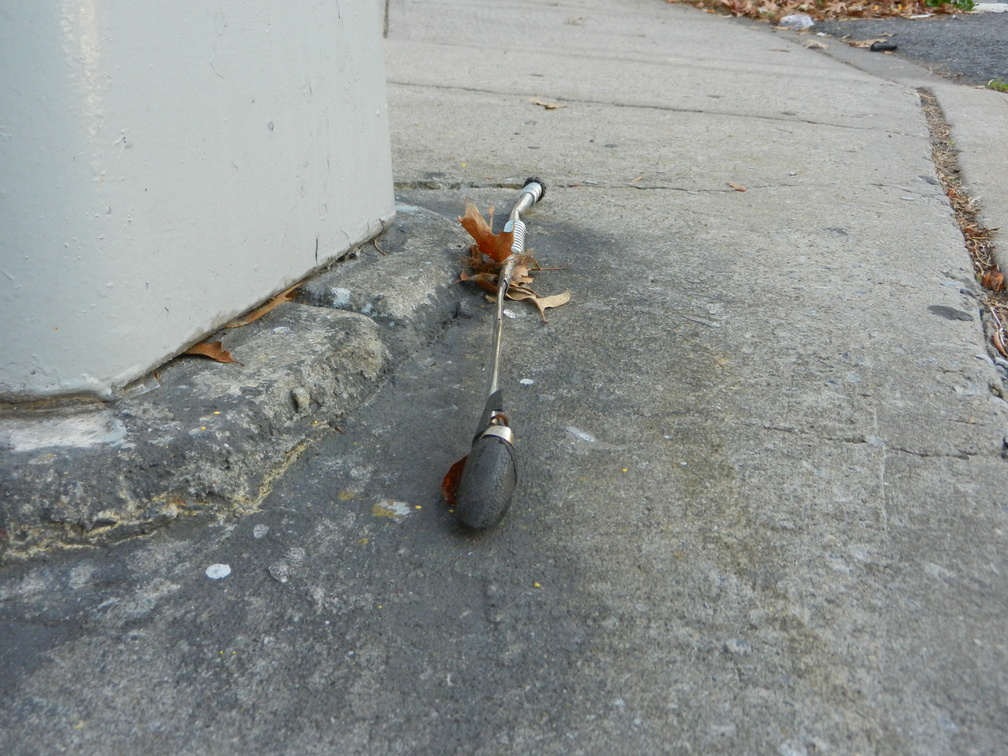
[[372, 499, 413, 518], [565, 426, 597, 443], [329, 287, 352, 308], [206, 564, 232, 580], [0, 411, 127, 452]]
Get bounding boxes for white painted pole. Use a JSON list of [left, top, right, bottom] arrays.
[[0, 0, 394, 401]]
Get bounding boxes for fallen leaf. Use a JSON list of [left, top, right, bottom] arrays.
[[442, 456, 467, 505], [993, 329, 1008, 359], [530, 98, 566, 110], [718, 0, 749, 16], [981, 269, 1006, 292], [531, 290, 572, 321], [185, 341, 240, 364], [511, 262, 537, 288], [457, 200, 569, 319], [507, 288, 571, 322], [226, 283, 300, 328], [459, 269, 500, 294], [727, 182, 747, 192], [459, 201, 514, 262]]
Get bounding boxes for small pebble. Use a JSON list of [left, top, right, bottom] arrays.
[[268, 561, 291, 583], [291, 387, 311, 412]]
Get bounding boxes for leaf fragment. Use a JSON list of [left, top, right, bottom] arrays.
[[727, 182, 747, 192], [530, 98, 566, 110], [226, 283, 300, 328], [994, 330, 1008, 359], [442, 456, 467, 505], [458, 269, 500, 294], [981, 269, 1006, 292], [185, 341, 240, 364]]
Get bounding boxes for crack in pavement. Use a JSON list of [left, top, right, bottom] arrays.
[[386, 80, 920, 134]]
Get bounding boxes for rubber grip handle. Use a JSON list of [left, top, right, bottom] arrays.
[[454, 435, 518, 530]]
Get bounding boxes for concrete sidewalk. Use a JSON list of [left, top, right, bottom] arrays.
[[1, 0, 1006, 752], [392, 0, 1008, 750], [3, 0, 1004, 557]]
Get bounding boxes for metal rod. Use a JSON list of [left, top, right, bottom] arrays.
[[486, 179, 544, 396], [487, 257, 516, 396]]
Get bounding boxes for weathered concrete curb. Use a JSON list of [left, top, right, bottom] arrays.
[[0, 204, 465, 561]]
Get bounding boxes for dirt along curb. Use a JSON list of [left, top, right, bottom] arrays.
[[0, 204, 466, 562]]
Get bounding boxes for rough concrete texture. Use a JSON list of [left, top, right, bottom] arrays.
[[1, 1, 1007, 754], [0, 205, 461, 559]]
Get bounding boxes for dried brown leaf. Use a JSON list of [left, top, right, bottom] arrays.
[[994, 329, 1008, 359], [719, 0, 752, 16], [982, 269, 1006, 292], [442, 456, 467, 505], [530, 98, 566, 110], [531, 290, 572, 320], [459, 201, 514, 263], [512, 263, 538, 288], [226, 283, 300, 328], [459, 269, 500, 294], [727, 182, 747, 192], [507, 288, 571, 322], [185, 341, 240, 364]]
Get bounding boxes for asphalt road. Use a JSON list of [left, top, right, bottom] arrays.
[[813, 12, 1008, 86]]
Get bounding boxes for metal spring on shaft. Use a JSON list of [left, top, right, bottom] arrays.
[[509, 219, 527, 256]]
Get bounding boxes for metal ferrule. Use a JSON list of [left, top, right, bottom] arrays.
[[478, 424, 514, 444], [515, 181, 544, 213]]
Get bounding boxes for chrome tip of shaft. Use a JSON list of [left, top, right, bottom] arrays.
[[522, 177, 546, 204]]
